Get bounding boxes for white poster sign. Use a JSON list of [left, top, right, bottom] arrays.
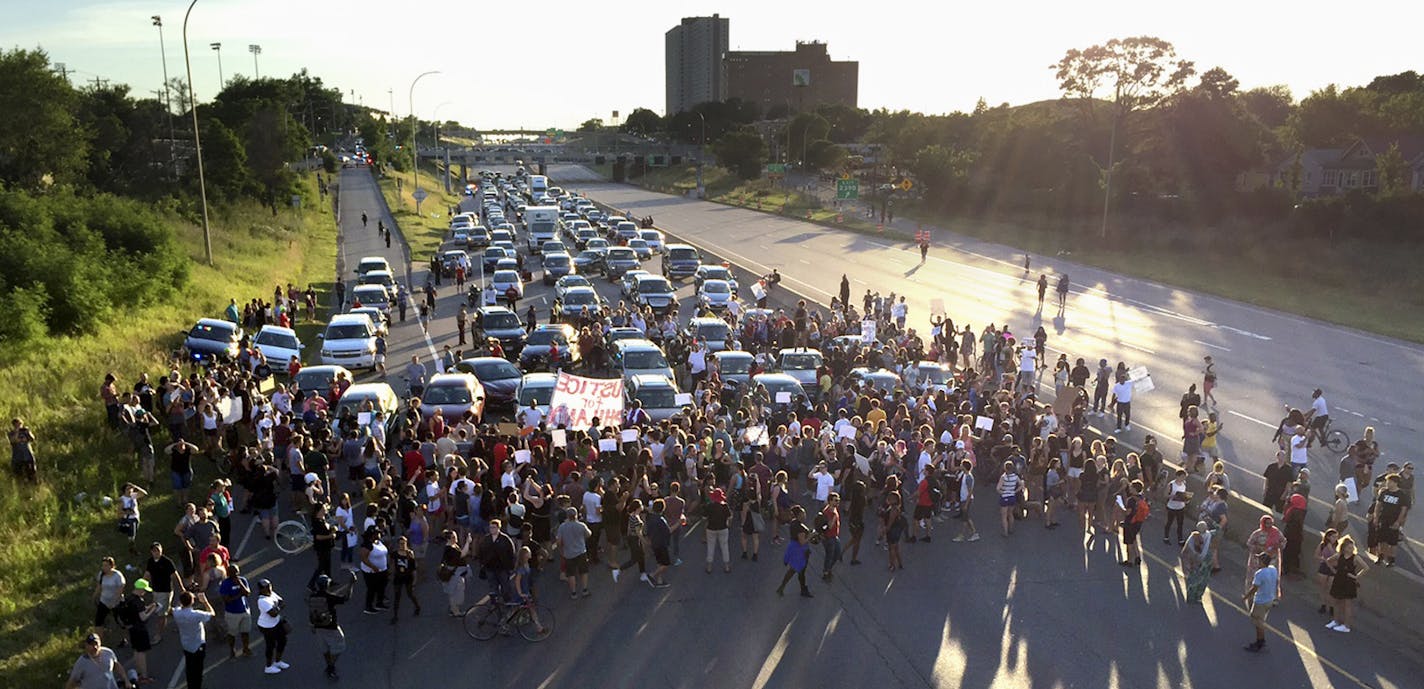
[[861, 320, 877, 344], [548, 372, 624, 431]]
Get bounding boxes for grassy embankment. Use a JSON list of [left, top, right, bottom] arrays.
[[617, 164, 1424, 343], [0, 173, 336, 685], [376, 160, 464, 261]]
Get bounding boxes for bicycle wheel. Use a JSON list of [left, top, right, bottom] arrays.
[[463, 603, 502, 641], [514, 604, 554, 642], [1324, 429, 1349, 453], [274, 521, 311, 555]]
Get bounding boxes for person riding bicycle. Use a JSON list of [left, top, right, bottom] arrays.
[[477, 519, 518, 605], [1304, 389, 1330, 448]]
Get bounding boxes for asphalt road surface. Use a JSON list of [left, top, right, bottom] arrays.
[[141, 167, 1420, 689], [555, 167, 1424, 577]]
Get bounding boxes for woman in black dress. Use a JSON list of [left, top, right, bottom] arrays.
[[1326, 536, 1368, 633]]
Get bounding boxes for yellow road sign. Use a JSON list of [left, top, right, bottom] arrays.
[[899, 179, 913, 191]]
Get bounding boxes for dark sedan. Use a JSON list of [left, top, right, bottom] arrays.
[[454, 356, 522, 407]]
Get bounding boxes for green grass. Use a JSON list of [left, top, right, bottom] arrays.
[[376, 161, 463, 261], [0, 173, 337, 685], [618, 164, 1424, 343]]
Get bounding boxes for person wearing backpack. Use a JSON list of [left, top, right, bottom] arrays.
[[308, 570, 356, 681], [1120, 480, 1149, 567]]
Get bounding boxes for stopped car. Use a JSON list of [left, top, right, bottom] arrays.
[[555, 286, 605, 320], [454, 356, 522, 407], [573, 226, 600, 249], [752, 373, 808, 410], [482, 246, 515, 271], [419, 373, 486, 423], [585, 237, 611, 256], [467, 225, 492, 249], [319, 314, 379, 369], [612, 339, 675, 383], [440, 250, 471, 274], [776, 348, 824, 392], [639, 229, 665, 253], [694, 264, 739, 292], [183, 318, 243, 362], [350, 284, 392, 315], [355, 269, 398, 297], [573, 249, 604, 275], [711, 350, 755, 390], [849, 367, 904, 394], [542, 252, 574, 285], [291, 364, 352, 399], [474, 306, 526, 352], [907, 361, 955, 394], [601, 247, 640, 280], [683, 317, 732, 352], [697, 279, 735, 311], [663, 243, 702, 279], [554, 274, 593, 300], [540, 240, 569, 256], [334, 382, 400, 431], [613, 221, 640, 242], [253, 325, 303, 368], [619, 270, 652, 298], [627, 238, 653, 261], [632, 274, 678, 313], [520, 323, 578, 367], [354, 256, 392, 277], [347, 307, 390, 337], [490, 270, 524, 299], [515, 373, 558, 422], [604, 327, 644, 349], [625, 374, 684, 421]]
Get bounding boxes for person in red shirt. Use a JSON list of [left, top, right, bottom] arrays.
[[429, 411, 446, 440], [913, 466, 936, 543], [287, 356, 302, 379], [556, 449, 578, 482], [403, 446, 425, 483], [819, 494, 843, 582]]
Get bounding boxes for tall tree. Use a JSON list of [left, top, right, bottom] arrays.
[[0, 48, 90, 190], [712, 128, 766, 180], [1052, 36, 1196, 236], [620, 108, 663, 137], [579, 118, 604, 132]]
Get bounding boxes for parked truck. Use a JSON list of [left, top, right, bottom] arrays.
[[524, 205, 559, 253]]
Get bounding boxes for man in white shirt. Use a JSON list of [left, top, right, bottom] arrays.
[[1289, 425, 1309, 476], [1306, 389, 1330, 448], [810, 462, 836, 511], [1111, 378, 1134, 432], [687, 343, 707, 387]]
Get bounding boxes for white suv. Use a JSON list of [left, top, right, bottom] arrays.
[[319, 313, 378, 369]]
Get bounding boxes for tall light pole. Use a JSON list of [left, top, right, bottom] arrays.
[[151, 16, 176, 169], [408, 70, 440, 200], [209, 42, 223, 88], [248, 44, 262, 79], [183, 0, 213, 265], [694, 110, 706, 199]]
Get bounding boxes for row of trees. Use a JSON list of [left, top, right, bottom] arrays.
[[0, 48, 387, 348]]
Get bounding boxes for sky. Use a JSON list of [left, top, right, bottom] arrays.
[[3, 0, 1421, 130]]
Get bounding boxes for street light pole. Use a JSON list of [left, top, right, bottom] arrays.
[[151, 16, 176, 171], [209, 43, 223, 88], [408, 70, 440, 203], [248, 44, 261, 79], [694, 110, 706, 198], [182, 0, 213, 265]]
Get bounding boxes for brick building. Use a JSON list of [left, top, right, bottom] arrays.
[[723, 41, 858, 115]]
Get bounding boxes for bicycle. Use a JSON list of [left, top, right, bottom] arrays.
[[463, 596, 554, 642], [274, 512, 313, 555], [1316, 416, 1349, 453]]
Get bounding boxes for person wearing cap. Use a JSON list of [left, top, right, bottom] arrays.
[[704, 488, 733, 574], [309, 571, 356, 680], [1242, 550, 1280, 652], [171, 589, 214, 689], [114, 578, 158, 685], [66, 632, 123, 689], [255, 579, 289, 674]]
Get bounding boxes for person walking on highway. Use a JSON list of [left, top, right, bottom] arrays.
[[1056, 274, 1070, 312], [1180, 521, 1213, 604], [839, 275, 850, 314], [1242, 552, 1279, 652], [309, 571, 355, 680], [384, 226, 391, 248], [361, 212, 367, 228], [776, 504, 813, 598], [255, 579, 290, 675], [1037, 274, 1048, 306], [456, 306, 468, 346]]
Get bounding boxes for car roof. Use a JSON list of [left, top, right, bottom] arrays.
[[296, 365, 348, 376], [427, 373, 476, 386], [357, 256, 388, 265], [565, 285, 597, 295], [690, 317, 726, 326], [629, 374, 676, 389], [701, 279, 730, 287], [532, 323, 575, 334], [257, 325, 297, 336], [196, 317, 236, 329], [352, 284, 387, 293], [519, 372, 559, 386], [779, 348, 823, 356], [635, 274, 668, 284], [613, 338, 662, 352], [543, 252, 571, 260], [329, 313, 373, 325], [477, 305, 515, 316], [343, 382, 395, 396], [754, 373, 801, 385], [714, 350, 753, 360]]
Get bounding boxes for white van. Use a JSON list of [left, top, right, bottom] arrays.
[[319, 313, 378, 369], [351, 284, 393, 315]]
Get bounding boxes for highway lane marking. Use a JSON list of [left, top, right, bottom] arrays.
[[1136, 546, 1375, 689], [233, 518, 259, 560], [1121, 341, 1157, 355], [1227, 411, 1276, 429], [1193, 339, 1231, 352], [409, 637, 436, 659], [798, 259, 811, 264]]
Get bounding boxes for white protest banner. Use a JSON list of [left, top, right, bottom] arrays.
[[514, 449, 532, 464], [551, 429, 567, 448], [358, 411, 372, 427], [752, 282, 767, 302], [861, 320, 877, 344], [219, 397, 242, 425], [1134, 375, 1155, 394], [775, 391, 792, 404], [548, 372, 624, 431], [674, 393, 693, 407], [744, 425, 769, 447], [854, 453, 871, 475], [620, 428, 639, 443], [930, 298, 946, 317], [598, 438, 618, 452], [975, 415, 995, 431], [837, 424, 856, 440], [1128, 366, 1150, 382]]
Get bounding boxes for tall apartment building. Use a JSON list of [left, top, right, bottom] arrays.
[[724, 41, 858, 115], [665, 14, 729, 115]]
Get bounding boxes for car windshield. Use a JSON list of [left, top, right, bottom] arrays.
[[544, 256, 570, 268], [564, 291, 596, 305], [577, 251, 601, 261], [493, 271, 519, 283], [526, 330, 568, 346], [474, 360, 520, 380], [423, 384, 471, 405], [484, 248, 505, 258], [640, 232, 660, 242], [188, 324, 233, 343], [607, 249, 635, 261], [623, 350, 668, 369], [482, 312, 520, 330], [354, 289, 387, 302], [669, 248, 697, 261], [293, 369, 335, 390], [697, 323, 729, 340], [781, 353, 821, 370], [628, 240, 648, 249], [358, 261, 385, 273], [920, 367, 952, 384], [719, 357, 752, 374], [703, 282, 730, 294], [255, 330, 299, 349], [518, 385, 554, 407], [635, 388, 676, 409], [704, 268, 730, 280], [325, 324, 371, 340], [639, 279, 673, 294]]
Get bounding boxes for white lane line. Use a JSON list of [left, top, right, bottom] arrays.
[[798, 259, 811, 265], [1193, 339, 1231, 352], [1121, 342, 1156, 355], [1228, 410, 1276, 429], [233, 519, 258, 560], [409, 637, 437, 660]]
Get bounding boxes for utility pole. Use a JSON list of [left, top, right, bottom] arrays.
[[52, 62, 71, 82], [89, 76, 110, 89], [210, 43, 223, 87], [152, 16, 177, 172], [183, 0, 213, 265], [248, 44, 262, 79]]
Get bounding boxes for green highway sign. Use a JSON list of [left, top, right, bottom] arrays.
[[836, 178, 860, 199], [766, 163, 787, 174]]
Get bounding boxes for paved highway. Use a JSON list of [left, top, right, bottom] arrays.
[[555, 166, 1424, 575]]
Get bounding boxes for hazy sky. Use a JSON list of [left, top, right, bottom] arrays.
[[4, 0, 1420, 129]]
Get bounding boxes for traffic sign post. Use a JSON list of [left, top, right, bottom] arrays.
[[413, 187, 428, 213], [836, 178, 860, 200]]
